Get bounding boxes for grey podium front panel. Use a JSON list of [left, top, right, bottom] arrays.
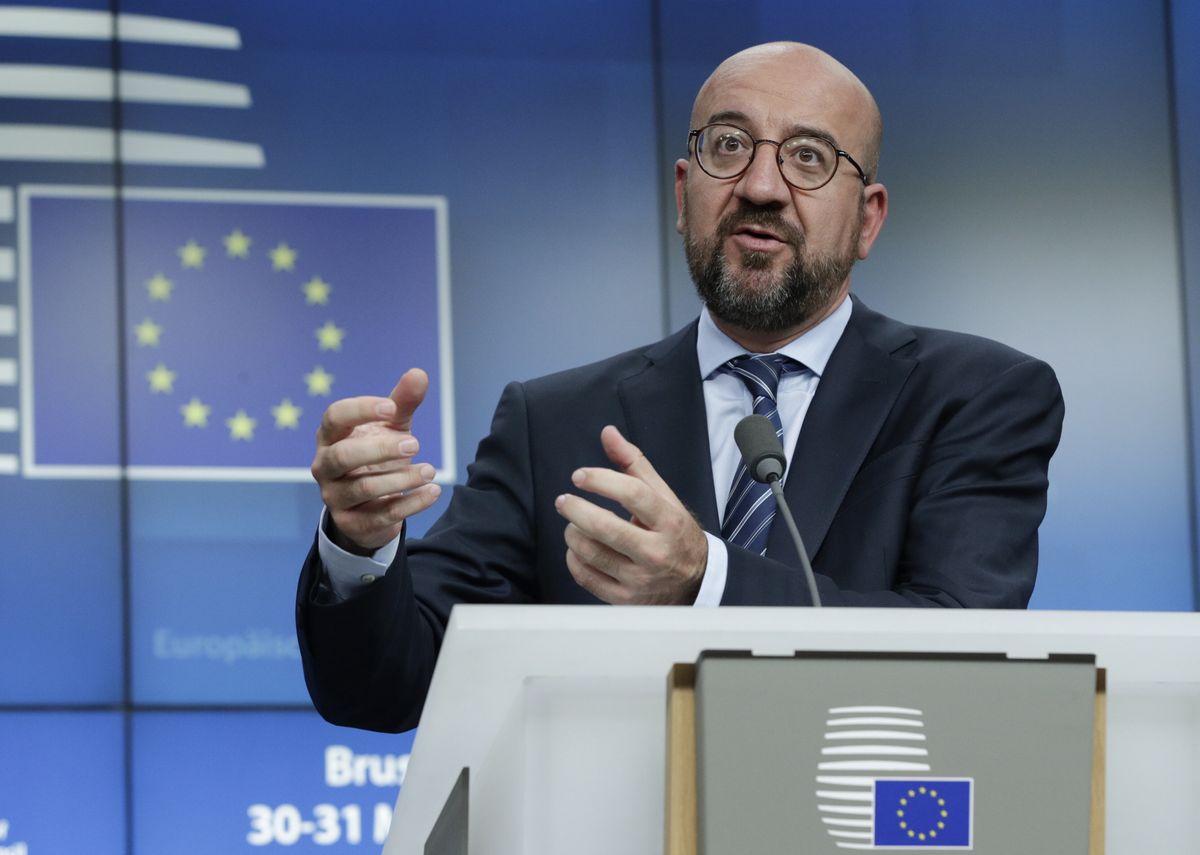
[[695, 653, 1096, 854]]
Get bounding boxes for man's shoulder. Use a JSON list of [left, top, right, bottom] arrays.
[[852, 298, 1055, 380]]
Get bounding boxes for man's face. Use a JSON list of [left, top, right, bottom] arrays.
[[675, 52, 880, 334]]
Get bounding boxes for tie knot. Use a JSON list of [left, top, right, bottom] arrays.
[[721, 353, 802, 402]]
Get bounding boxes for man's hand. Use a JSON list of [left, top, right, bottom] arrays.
[[311, 368, 442, 554], [555, 425, 708, 605]]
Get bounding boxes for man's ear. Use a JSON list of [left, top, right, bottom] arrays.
[[674, 158, 689, 234], [856, 183, 889, 260]]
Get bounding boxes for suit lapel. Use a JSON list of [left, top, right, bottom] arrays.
[[767, 300, 917, 561], [617, 323, 721, 533]]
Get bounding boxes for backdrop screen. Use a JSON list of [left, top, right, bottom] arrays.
[[0, 1, 1194, 851]]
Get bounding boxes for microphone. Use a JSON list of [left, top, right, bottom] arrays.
[[733, 415, 822, 607], [733, 414, 785, 483]]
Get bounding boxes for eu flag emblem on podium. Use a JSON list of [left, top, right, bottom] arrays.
[[872, 779, 973, 848], [19, 187, 453, 481]]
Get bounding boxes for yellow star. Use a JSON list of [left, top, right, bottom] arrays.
[[178, 239, 206, 269], [302, 276, 331, 305], [304, 366, 334, 396], [134, 318, 163, 347], [146, 273, 174, 301], [180, 397, 211, 428], [226, 409, 256, 441], [224, 228, 252, 258], [315, 320, 345, 351], [146, 363, 176, 394], [270, 242, 297, 271], [271, 398, 303, 429]]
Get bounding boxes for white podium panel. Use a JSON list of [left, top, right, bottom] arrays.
[[382, 608, 1200, 855]]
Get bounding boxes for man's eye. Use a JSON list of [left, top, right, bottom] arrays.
[[790, 146, 824, 166], [715, 135, 746, 153]]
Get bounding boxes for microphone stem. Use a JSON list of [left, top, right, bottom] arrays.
[[768, 478, 822, 607]]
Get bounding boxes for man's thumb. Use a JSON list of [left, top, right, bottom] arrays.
[[386, 368, 429, 428]]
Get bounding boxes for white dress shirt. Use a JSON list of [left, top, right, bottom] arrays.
[[318, 297, 853, 604]]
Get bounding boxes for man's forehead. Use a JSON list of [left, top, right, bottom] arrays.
[[695, 71, 860, 138], [691, 48, 873, 145]]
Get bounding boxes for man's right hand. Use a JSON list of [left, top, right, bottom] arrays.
[[311, 368, 442, 555]]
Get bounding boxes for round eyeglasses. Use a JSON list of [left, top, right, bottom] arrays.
[[688, 123, 869, 191]]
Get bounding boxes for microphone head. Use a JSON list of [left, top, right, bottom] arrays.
[[734, 414, 786, 483]]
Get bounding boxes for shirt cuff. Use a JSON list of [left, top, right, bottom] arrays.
[[692, 532, 728, 607], [316, 508, 401, 600]]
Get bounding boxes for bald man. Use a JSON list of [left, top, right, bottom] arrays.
[[298, 43, 1063, 733]]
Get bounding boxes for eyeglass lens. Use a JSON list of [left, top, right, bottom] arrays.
[[695, 123, 839, 190]]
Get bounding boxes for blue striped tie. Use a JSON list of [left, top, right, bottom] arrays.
[[720, 354, 803, 555]]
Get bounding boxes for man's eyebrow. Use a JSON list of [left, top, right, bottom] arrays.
[[703, 110, 841, 147]]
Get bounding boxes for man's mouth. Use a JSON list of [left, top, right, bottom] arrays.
[[729, 225, 789, 252]]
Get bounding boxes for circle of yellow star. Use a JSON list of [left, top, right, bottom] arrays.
[[270, 242, 297, 271], [134, 318, 163, 347], [304, 366, 334, 396], [180, 397, 211, 428], [224, 228, 252, 258], [146, 363, 176, 394], [146, 273, 174, 301], [272, 398, 303, 429], [302, 276, 332, 305], [178, 239, 206, 269], [226, 409, 256, 441], [315, 320, 345, 351]]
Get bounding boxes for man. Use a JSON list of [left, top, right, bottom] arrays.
[[297, 42, 1064, 733]]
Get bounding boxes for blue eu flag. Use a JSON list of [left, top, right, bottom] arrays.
[[873, 779, 972, 847], [24, 189, 448, 479]]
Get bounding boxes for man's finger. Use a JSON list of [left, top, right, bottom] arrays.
[[555, 492, 649, 560], [387, 368, 429, 431], [317, 395, 403, 446], [564, 547, 628, 605], [599, 425, 670, 492], [332, 482, 442, 551], [568, 466, 665, 528], [322, 462, 437, 512], [563, 521, 637, 580], [313, 428, 420, 479]]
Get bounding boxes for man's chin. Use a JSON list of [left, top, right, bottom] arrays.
[[730, 243, 793, 272], [725, 266, 790, 297]]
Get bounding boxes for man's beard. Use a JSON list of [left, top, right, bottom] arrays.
[[684, 202, 862, 334]]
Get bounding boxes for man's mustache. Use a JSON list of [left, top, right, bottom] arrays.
[[716, 205, 804, 247]]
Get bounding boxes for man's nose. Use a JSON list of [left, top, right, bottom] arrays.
[[733, 142, 791, 207]]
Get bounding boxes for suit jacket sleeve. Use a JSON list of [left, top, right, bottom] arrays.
[[296, 380, 541, 733]]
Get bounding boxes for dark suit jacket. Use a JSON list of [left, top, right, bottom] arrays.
[[297, 298, 1064, 732]]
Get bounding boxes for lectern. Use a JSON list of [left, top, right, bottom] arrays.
[[381, 608, 1200, 854]]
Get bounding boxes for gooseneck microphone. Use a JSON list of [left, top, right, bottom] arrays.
[[733, 415, 822, 607]]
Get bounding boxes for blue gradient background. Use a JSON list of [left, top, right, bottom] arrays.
[[0, 1, 1196, 851]]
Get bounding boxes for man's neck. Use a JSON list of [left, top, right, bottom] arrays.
[[710, 286, 851, 353]]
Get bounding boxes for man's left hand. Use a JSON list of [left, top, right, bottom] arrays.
[[555, 425, 708, 605]]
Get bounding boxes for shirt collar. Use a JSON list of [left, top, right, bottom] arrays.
[[697, 295, 853, 380]]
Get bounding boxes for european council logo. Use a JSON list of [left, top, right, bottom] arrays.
[[815, 706, 974, 850]]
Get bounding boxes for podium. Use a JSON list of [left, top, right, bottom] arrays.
[[381, 608, 1200, 854]]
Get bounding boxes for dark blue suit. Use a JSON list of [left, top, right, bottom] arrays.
[[297, 298, 1064, 731]]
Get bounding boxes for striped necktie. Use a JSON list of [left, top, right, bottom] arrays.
[[719, 353, 803, 555]]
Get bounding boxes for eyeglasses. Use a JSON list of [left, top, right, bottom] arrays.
[[688, 122, 869, 191]]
